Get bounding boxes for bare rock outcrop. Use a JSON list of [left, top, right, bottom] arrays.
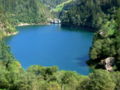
[[101, 57, 114, 71]]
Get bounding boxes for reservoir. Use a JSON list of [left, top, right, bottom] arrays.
[[5, 24, 93, 75]]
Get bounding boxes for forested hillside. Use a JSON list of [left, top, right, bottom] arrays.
[[51, 0, 73, 12], [51, 0, 73, 17], [40, 0, 69, 9], [39, 0, 72, 17], [0, 0, 52, 25], [88, 8, 120, 71], [60, 0, 120, 30], [0, 7, 17, 38]]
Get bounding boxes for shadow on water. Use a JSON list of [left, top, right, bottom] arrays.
[[61, 25, 96, 32], [76, 56, 89, 67], [76, 56, 94, 73], [4, 36, 14, 44]]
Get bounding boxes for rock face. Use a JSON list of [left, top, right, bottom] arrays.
[[104, 57, 114, 71], [49, 18, 61, 24]]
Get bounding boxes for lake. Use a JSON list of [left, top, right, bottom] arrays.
[[5, 24, 94, 75]]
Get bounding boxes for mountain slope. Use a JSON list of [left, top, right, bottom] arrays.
[[60, 0, 120, 30], [88, 8, 120, 71], [51, 0, 73, 13], [0, 0, 52, 25], [40, 0, 69, 9], [0, 7, 17, 38]]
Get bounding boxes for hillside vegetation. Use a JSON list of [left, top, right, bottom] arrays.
[[51, 0, 73, 13], [0, 7, 17, 38], [40, 0, 69, 9], [0, 0, 52, 25], [60, 0, 120, 30], [88, 8, 120, 71]]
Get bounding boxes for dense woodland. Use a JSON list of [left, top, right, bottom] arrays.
[[0, 0, 120, 90], [39, 0, 72, 17], [0, 0, 52, 24], [40, 0, 69, 9], [88, 8, 120, 71], [0, 6, 16, 38], [60, 0, 120, 30]]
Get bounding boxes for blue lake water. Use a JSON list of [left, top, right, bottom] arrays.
[[5, 24, 94, 75]]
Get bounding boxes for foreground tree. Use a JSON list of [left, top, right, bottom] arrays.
[[79, 70, 115, 90]]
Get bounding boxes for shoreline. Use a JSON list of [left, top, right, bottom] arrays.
[[17, 23, 31, 26], [5, 31, 18, 37], [17, 22, 51, 27], [5, 22, 50, 37]]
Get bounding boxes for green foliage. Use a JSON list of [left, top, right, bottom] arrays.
[[47, 82, 61, 90], [60, 0, 120, 30], [51, 0, 73, 12], [115, 8, 120, 29], [99, 20, 116, 37], [27, 65, 58, 81], [0, 0, 52, 24], [79, 70, 115, 90], [88, 7, 120, 71], [40, 0, 69, 9], [0, 8, 16, 38], [90, 20, 117, 60], [111, 72, 120, 90]]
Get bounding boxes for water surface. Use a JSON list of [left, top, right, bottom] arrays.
[[5, 24, 93, 75]]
